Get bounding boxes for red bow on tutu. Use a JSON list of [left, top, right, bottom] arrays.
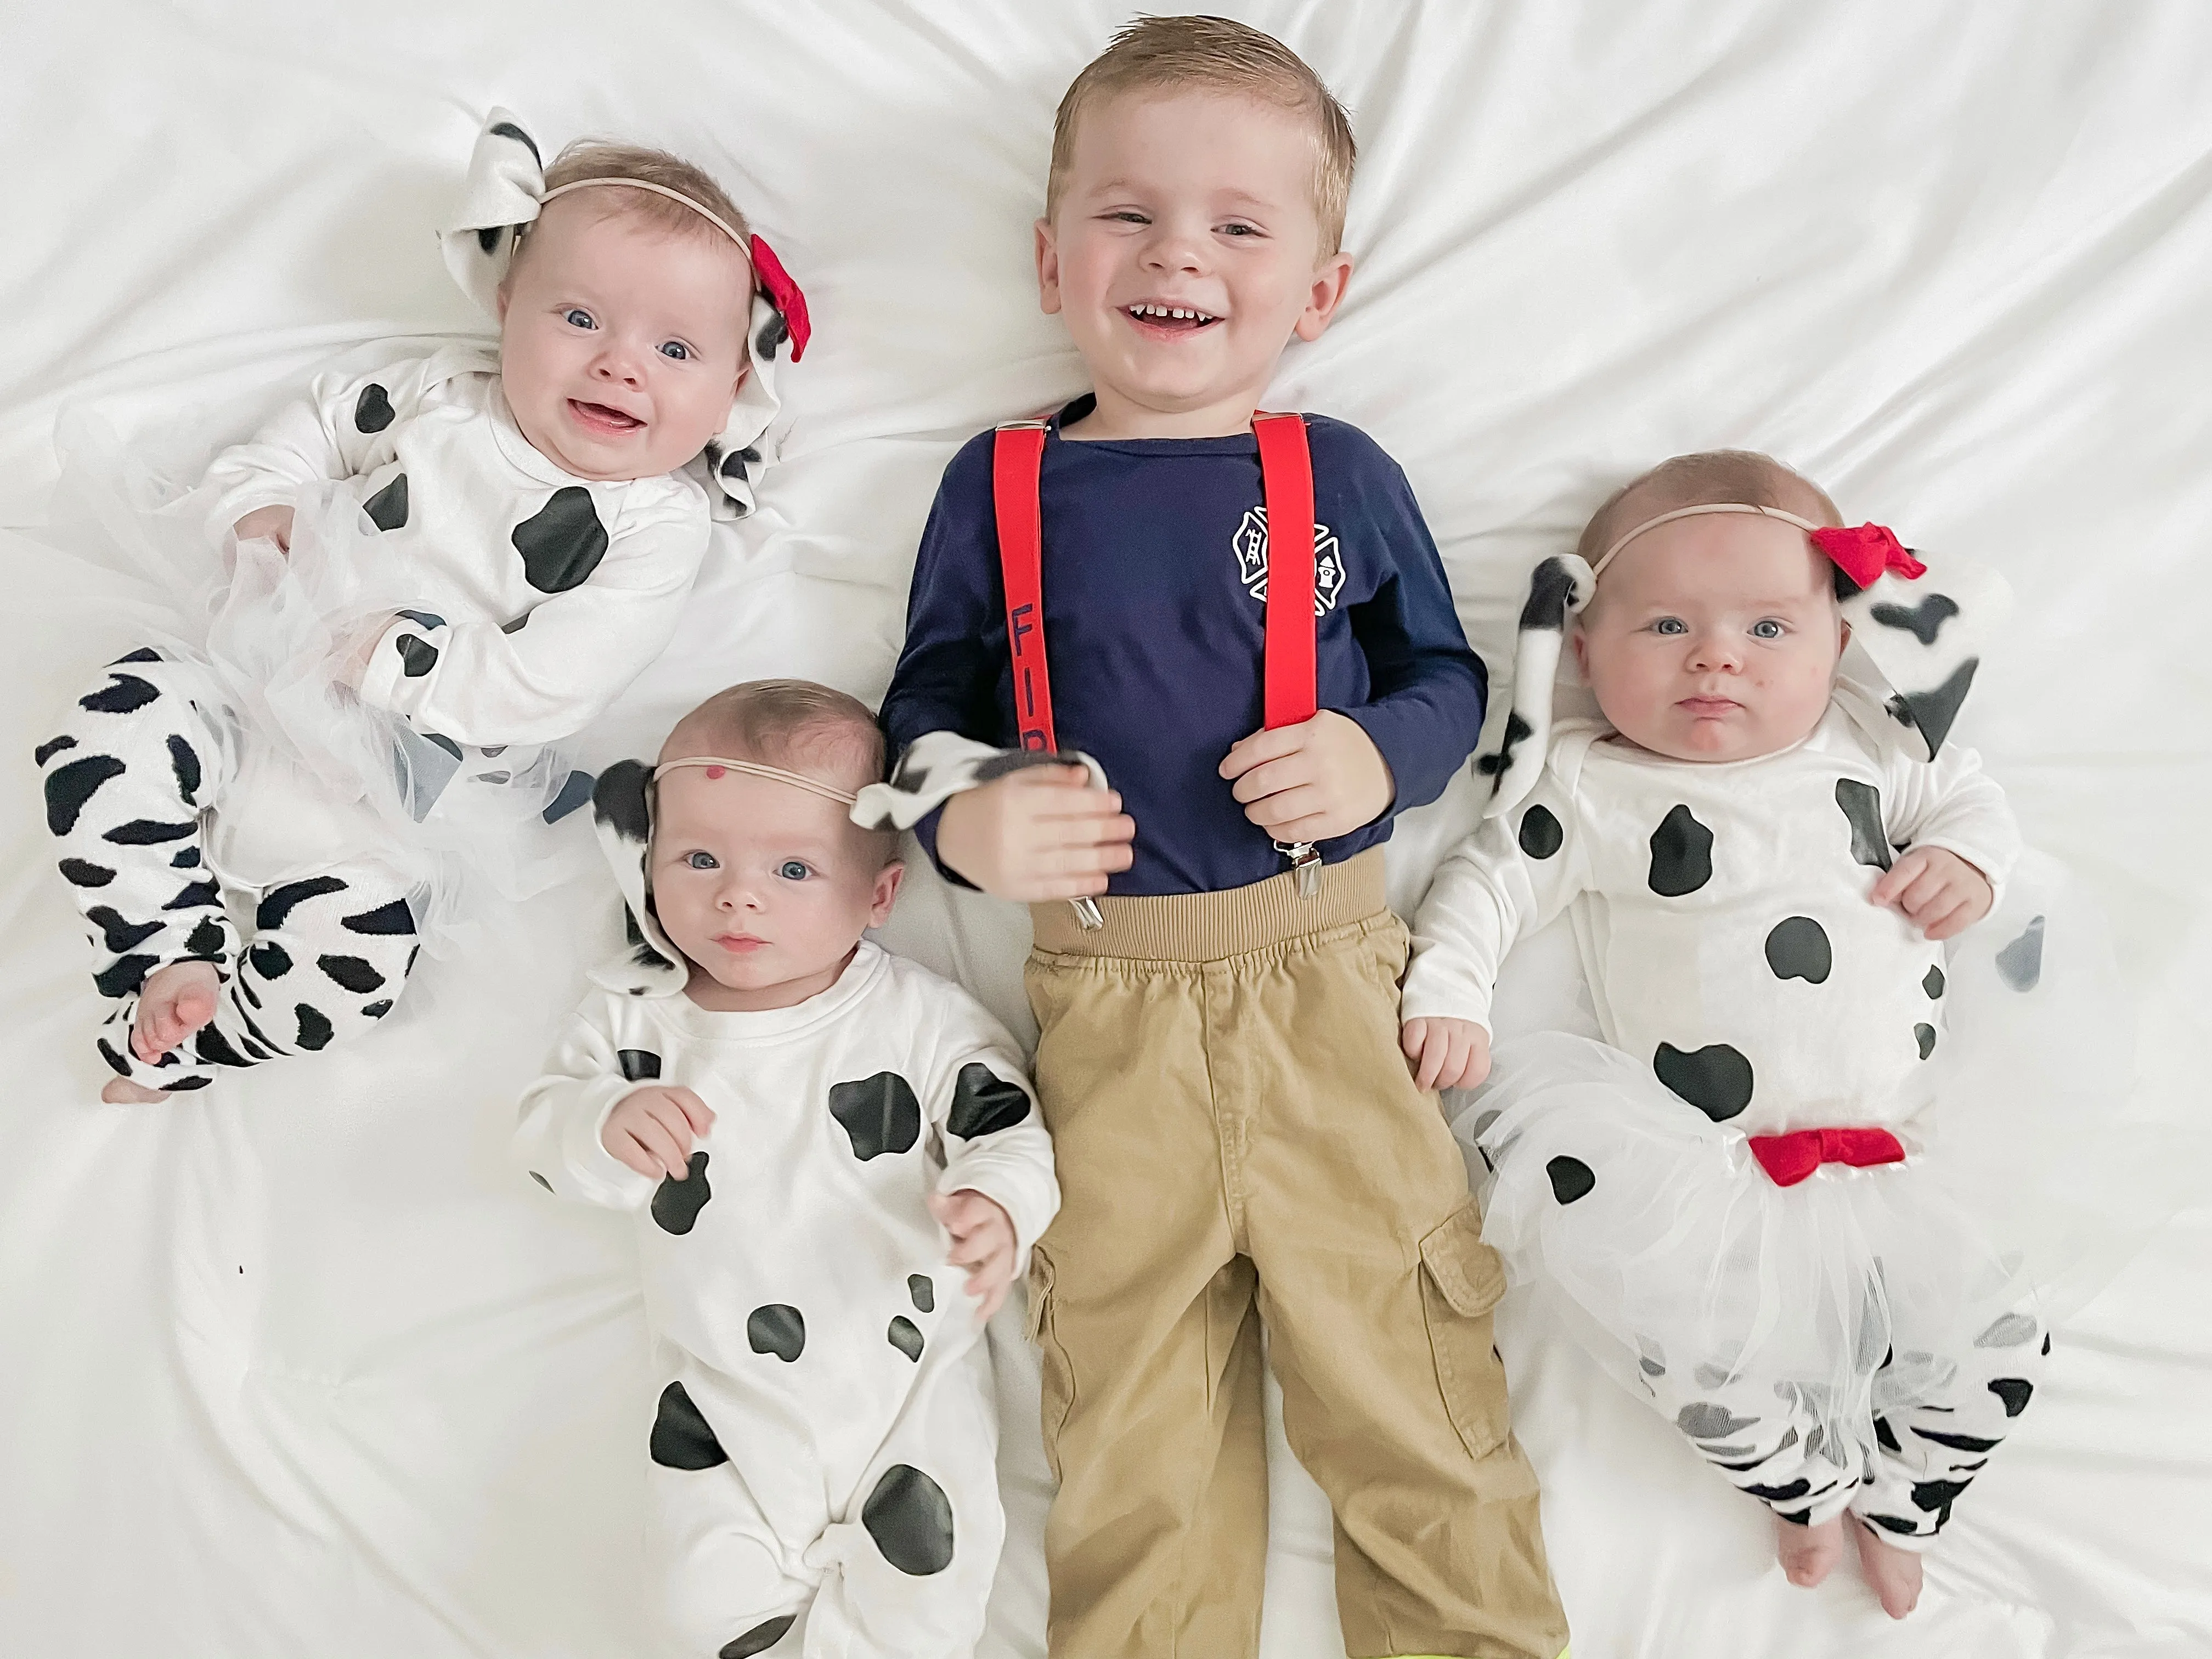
[[749, 234, 811, 362], [1808, 523, 1926, 589], [1747, 1125, 1907, 1188]]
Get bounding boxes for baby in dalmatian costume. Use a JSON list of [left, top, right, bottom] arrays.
[[36, 110, 809, 1101], [517, 680, 1058, 1659], [1400, 450, 2129, 1618]]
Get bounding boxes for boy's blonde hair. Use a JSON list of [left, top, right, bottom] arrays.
[[515, 140, 752, 268], [1578, 450, 1844, 568], [1047, 14, 1357, 256]]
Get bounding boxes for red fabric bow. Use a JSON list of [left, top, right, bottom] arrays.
[[749, 234, 811, 362], [1747, 1125, 1906, 1188], [1808, 522, 1925, 589]]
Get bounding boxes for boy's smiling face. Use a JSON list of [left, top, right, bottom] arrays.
[[1037, 88, 1352, 438]]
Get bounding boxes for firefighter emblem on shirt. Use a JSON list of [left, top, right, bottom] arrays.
[[1234, 506, 1345, 615]]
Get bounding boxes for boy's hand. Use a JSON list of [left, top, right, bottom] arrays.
[[929, 1188, 1017, 1319], [1401, 1017, 1492, 1093], [601, 1085, 716, 1182], [1870, 847, 1993, 941], [233, 505, 295, 552], [936, 766, 1135, 901], [1220, 712, 1393, 845]]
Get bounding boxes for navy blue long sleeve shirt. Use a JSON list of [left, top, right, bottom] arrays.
[[880, 398, 1487, 897]]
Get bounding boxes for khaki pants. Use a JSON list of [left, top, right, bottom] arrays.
[[1024, 851, 1568, 1659]]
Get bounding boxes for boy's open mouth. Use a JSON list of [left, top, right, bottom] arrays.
[[569, 398, 645, 432], [1124, 302, 1221, 334]]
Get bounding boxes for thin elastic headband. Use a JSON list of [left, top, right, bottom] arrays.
[[653, 756, 858, 806], [538, 178, 753, 264], [1590, 503, 1825, 580]]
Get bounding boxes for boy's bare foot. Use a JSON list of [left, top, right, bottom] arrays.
[[100, 1077, 172, 1104], [1776, 1513, 1844, 1588], [1852, 1519, 1924, 1618], [130, 961, 221, 1064]]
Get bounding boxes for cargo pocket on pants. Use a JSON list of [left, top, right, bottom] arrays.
[[1418, 1201, 1513, 1460], [1026, 1246, 1074, 1479]]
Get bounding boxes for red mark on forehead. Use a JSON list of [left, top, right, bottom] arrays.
[[704, 765, 726, 780]]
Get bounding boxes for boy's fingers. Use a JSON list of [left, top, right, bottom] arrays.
[[1227, 754, 1312, 803], [1219, 724, 1305, 779], [1241, 781, 1326, 830]]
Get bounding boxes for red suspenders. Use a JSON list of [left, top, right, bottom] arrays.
[[991, 411, 1323, 895]]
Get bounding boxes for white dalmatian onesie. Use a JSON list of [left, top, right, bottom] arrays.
[[1406, 521, 2145, 1548], [35, 345, 712, 1091], [33, 107, 810, 1095], [516, 941, 1059, 1659]]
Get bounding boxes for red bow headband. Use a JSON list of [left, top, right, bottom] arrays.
[[1590, 503, 1923, 590]]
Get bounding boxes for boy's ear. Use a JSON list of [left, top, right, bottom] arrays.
[[868, 858, 905, 928], [1035, 218, 1064, 316], [1294, 252, 1355, 343]]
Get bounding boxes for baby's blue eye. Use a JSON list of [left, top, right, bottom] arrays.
[[1652, 617, 1689, 636], [685, 850, 718, 870], [564, 308, 595, 330], [1751, 619, 1786, 640], [777, 860, 810, 881], [659, 341, 690, 361], [1220, 222, 1259, 237]]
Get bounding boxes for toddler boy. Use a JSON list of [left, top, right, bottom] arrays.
[[877, 18, 1567, 1659]]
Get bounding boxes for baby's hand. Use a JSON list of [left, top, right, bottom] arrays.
[[1220, 712, 1393, 846], [233, 505, 295, 553], [928, 1188, 1017, 1320], [1401, 1016, 1493, 1093], [330, 612, 399, 690], [601, 1085, 716, 1182], [1870, 847, 1993, 941], [936, 766, 1135, 901]]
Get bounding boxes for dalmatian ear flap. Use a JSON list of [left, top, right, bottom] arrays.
[[1817, 526, 2012, 760], [851, 731, 1109, 833], [701, 236, 810, 522], [587, 760, 690, 997], [1470, 555, 1595, 819], [439, 108, 546, 317]]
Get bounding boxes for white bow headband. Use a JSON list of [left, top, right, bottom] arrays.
[[439, 109, 811, 521]]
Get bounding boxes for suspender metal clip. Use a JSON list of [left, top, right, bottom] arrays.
[[1276, 839, 1323, 898]]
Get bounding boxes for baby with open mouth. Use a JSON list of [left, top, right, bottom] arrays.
[[38, 111, 808, 1102]]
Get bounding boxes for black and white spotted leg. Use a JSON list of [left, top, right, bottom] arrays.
[[1850, 1307, 2047, 1551], [39, 650, 238, 1083], [87, 853, 421, 1091], [1643, 1362, 1863, 1528], [40, 647, 420, 1091]]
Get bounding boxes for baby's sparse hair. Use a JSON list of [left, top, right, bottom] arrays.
[[1048, 14, 1357, 256], [512, 140, 751, 275], [1579, 450, 1843, 569], [662, 680, 887, 797]]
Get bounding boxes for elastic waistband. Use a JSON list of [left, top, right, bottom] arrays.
[[1030, 848, 1390, 962]]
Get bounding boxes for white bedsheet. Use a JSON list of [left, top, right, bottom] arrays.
[[3, 4, 2208, 1656]]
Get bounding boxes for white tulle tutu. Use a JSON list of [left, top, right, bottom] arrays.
[[36, 421, 591, 957], [1458, 852, 2168, 1433]]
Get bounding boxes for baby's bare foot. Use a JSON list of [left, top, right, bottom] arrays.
[[1852, 1519, 1924, 1618], [1775, 1513, 1844, 1588], [100, 1077, 172, 1104], [131, 961, 221, 1064]]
